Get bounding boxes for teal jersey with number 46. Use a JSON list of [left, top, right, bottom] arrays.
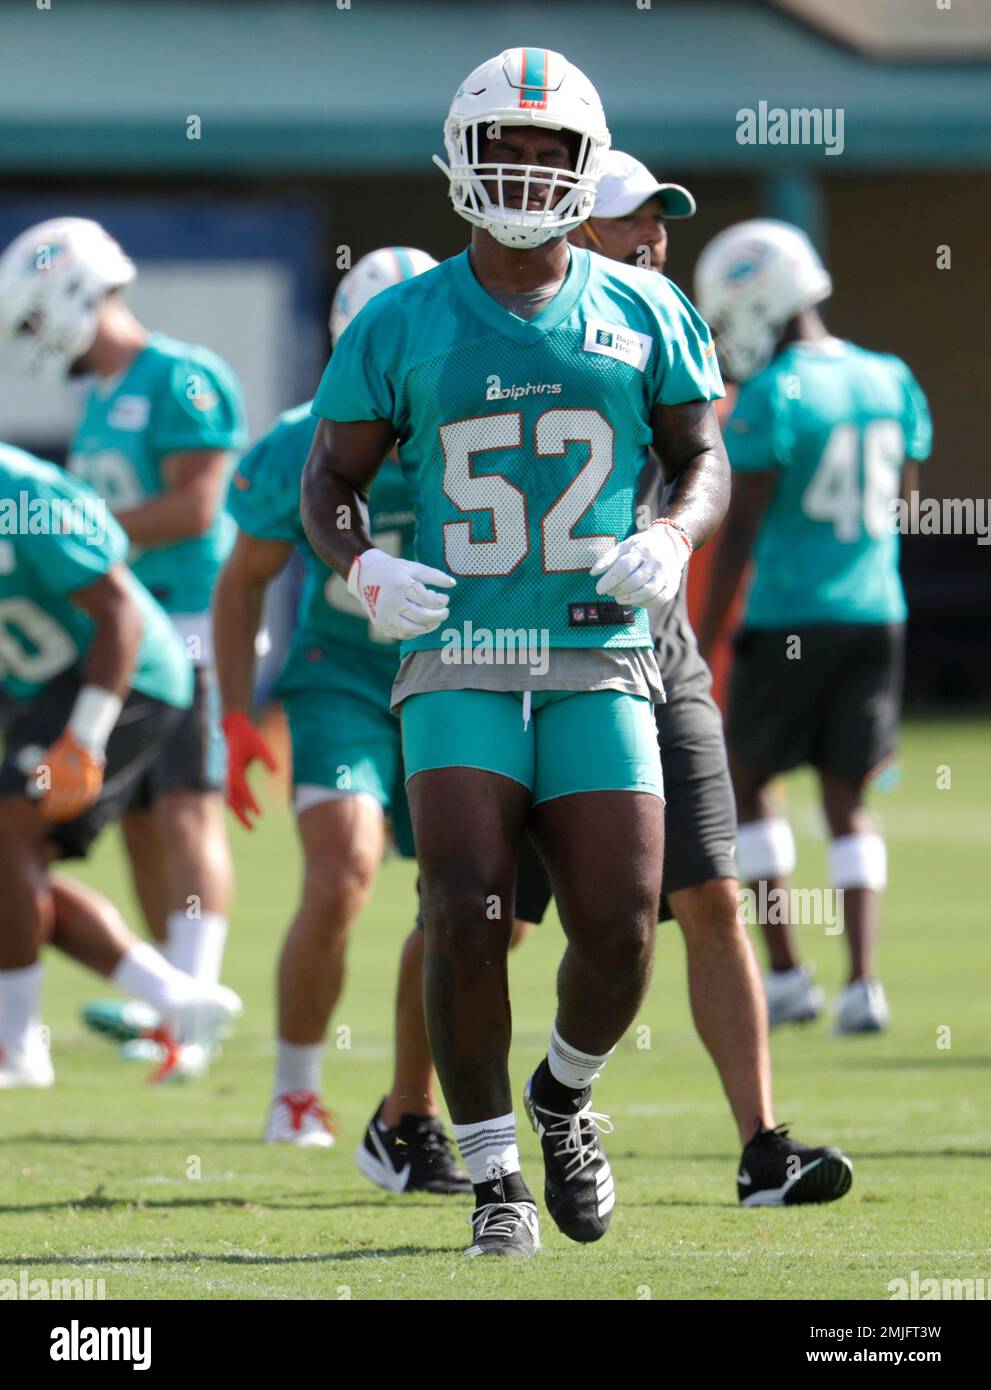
[[227, 402, 416, 697], [67, 332, 247, 615], [0, 445, 193, 708], [312, 246, 723, 655], [726, 340, 931, 627]]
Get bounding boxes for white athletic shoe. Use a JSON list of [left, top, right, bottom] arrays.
[[832, 979, 890, 1035], [0, 1034, 55, 1089], [764, 965, 825, 1027], [265, 1091, 336, 1148], [170, 983, 242, 1046], [148, 983, 243, 1084]]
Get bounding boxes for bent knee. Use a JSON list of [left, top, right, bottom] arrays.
[[671, 877, 742, 936], [301, 854, 377, 928], [420, 872, 515, 950]]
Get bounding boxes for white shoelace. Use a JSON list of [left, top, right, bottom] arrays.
[[470, 1200, 538, 1241], [537, 1101, 614, 1179]]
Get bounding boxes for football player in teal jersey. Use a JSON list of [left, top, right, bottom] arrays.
[[0, 219, 246, 1049], [216, 247, 491, 1189], [302, 49, 731, 1257], [0, 445, 241, 1088], [696, 220, 932, 1036]]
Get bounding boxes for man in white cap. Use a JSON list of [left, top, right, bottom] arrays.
[[512, 150, 855, 1210], [570, 150, 696, 270]]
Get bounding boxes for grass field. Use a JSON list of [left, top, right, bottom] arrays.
[[1, 716, 988, 1301]]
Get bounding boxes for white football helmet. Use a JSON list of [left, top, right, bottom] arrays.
[[694, 219, 832, 382], [433, 47, 610, 249], [0, 217, 136, 378], [329, 246, 437, 345]]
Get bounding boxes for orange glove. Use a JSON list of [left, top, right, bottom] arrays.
[[222, 711, 278, 829], [34, 730, 105, 822]]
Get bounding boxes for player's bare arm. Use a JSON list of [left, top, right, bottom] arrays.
[[29, 565, 145, 823], [300, 417, 395, 577], [114, 448, 231, 546], [213, 532, 293, 716], [303, 418, 454, 641], [697, 467, 777, 660], [71, 565, 144, 697], [650, 398, 731, 550], [592, 402, 730, 608]]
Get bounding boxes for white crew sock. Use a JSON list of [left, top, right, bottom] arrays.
[[0, 962, 44, 1054], [451, 1112, 520, 1186], [165, 911, 229, 985], [548, 1022, 615, 1092], [111, 941, 198, 1013], [274, 1040, 324, 1097]]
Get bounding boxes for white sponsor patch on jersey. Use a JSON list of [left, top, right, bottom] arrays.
[[582, 320, 652, 372], [107, 395, 151, 431]]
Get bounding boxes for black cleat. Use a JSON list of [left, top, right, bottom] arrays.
[[355, 1099, 472, 1195], [738, 1122, 854, 1206], [465, 1200, 540, 1257], [524, 1060, 615, 1243]]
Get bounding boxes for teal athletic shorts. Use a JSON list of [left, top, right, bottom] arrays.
[[400, 688, 664, 805], [282, 685, 415, 857]]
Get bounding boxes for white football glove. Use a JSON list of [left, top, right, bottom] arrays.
[[589, 520, 692, 607], [347, 547, 456, 640]]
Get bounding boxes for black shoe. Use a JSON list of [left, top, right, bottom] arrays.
[[355, 1100, 472, 1195], [524, 1059, 615, 1243], [465, 1200, 540, 1257], [738, 1122, 854, 1206]]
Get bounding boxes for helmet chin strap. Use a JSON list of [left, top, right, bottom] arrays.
[[579, 219, 605, 251]]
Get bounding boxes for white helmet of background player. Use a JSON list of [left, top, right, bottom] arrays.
[[329, 246, 438, 345], [0, 217, 136, 378], [694, 219, 832, 382], [433, 47, 610, 249]]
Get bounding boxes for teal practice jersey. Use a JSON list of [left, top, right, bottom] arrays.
[[312, 247, 723, 655], [0, 445, 193, 708], [725, 340, 931, 627], [227, 402, 416, 695], [67, 333, 247, 615]]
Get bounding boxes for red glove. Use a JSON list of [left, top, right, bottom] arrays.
[[222, 712, 277, 829]]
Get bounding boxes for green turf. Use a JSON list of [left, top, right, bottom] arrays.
[[1, 717, 988, 1300]]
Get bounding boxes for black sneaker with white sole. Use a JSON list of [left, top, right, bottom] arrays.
[[738, 1122, 854, 1206], [524, 1059, 615, 1243], [355, 1099, 472, 1195], [465, 1199, 541, 1257]]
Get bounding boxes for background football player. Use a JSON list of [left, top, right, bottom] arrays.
[[216, 248, 484, 1191], [302, 48, 730, 1257], [696, 219, 931, 1034], [0, 445, 241, 1087], [0, 218, 245, 1063], [510, 150, 852, 1206]]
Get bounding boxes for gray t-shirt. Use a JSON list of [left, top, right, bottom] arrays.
[[488, 284, 565, 320], [391, 644, 665, 711]]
